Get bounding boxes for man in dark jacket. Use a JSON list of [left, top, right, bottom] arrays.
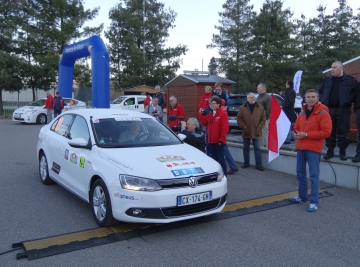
[[318, 61, 358, 160], [153, 85, 166, 110], [283, 80, 297, 143], [352, 83, 360, 162], [180, 118, 206, 153], [52, 91, 64, 118]]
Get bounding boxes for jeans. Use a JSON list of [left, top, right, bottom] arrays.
[[326, 108, 351, 149], [260, 120, 269, 147], [54, 109, 62, 118], [205, 128, 211, 157], [296, 150, 321, 205], [46, 109, 53, 123], [243, 138, 261, 166], [209, 143, 227, 176], [224, 144, 237, 170], [286, 124, 295, 142]]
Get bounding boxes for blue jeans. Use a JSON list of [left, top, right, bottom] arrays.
[[243, 138, 261, 166], [296, 150, 321, 205], [286, 125, 295, 142], [224, 144, 237, 170], [209, 143, 227, 176]]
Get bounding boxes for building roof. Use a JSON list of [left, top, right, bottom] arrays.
[[165, 71, 236, 86], [322, 56, 360, 73]]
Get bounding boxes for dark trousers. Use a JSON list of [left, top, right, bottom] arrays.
[[356, 109, 360, 155], [54, 109, 62, 118], [209, 143, 227, 176], [326, 108, 351, 150]]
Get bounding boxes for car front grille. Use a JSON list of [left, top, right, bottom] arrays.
[[161, 194, 226, 217], [156, 172, 218, 189]]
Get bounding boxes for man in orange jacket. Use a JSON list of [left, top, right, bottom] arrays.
[[290, 89, 332, 212]]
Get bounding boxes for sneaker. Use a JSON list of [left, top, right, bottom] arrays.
[[228, 168, 239, 174], [352, 154, 360, 163], [307, 204, 318, 212], [289, 196, 306, 204]]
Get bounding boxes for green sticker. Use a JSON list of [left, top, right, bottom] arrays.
[[79, 156, 85, 168]]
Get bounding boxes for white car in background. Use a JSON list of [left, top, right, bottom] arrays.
[[110, 95, 147, 112], [12, 98, 86, 124], [36, 109, 227, 226]]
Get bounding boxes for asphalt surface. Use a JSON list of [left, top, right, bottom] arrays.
[[1, 119, 360, 266]]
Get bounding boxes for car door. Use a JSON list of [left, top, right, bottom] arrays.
[[60, 115, 92, 200], [124, 97, 136, 110], [136, 96, 146, 112], [47, 114, 75, 183]]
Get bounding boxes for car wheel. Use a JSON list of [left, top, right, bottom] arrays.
[[39, 152, 54, 185], [90, 179, 118, 227], [36, 114, 47, 124]]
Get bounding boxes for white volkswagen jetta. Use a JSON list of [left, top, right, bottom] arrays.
[[13, 98, 86, 124], [36, 109, 227, 226]]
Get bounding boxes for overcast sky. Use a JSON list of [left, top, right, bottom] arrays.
[[83, 0, 360, 74]]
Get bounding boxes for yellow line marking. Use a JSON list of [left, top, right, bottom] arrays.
[[23, 189, 325, 251]]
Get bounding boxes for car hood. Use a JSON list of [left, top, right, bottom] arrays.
[[14, 106, 43, 112], [98, 144, 219, 179]]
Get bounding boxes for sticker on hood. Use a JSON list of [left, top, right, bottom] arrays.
[[157, 155, 185, 162]]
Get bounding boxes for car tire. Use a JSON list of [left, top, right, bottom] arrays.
[[36, 114, 47, 124], [39, 152, 54, 185], [90, 179, 118, 227]]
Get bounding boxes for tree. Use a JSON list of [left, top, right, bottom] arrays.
[[105, 0, 188, 89], [248, 0, 302, 92], [14, 0, 103, 101], [208, 57, 219, 75], [207, 0, 256, 93]]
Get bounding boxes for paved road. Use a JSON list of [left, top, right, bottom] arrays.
[[1, 119, 360, 266]]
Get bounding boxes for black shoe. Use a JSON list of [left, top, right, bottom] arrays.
[[256, 166, 264, 171], [352, 154, 360, 163], [241, 164, 250, 169], [323, 149, 334, 160], [228, 168, 239, 174], [339, 149, 347, 161]]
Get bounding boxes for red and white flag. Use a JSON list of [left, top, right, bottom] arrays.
[[268, 95, 291, 163]]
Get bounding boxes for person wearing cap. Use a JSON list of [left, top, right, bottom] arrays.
[[52, 91, 64, 118], [44, 91, 54, 123]]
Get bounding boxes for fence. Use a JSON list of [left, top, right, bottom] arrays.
[[1, 101, 31, 119]]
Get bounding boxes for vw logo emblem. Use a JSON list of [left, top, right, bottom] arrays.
[[188, 177, 198, 188]]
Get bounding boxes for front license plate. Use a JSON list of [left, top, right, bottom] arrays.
[[177, 191, 212, 206]]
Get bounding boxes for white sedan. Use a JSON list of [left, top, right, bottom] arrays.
[[36, 109, 227, 226], [12, 98, 86, 124]]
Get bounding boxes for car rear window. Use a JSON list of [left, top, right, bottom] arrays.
[[227, 97, 247, 106]]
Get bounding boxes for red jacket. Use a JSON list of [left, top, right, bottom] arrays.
[[168, 103, 185, 128], [199, 108, 229, 144], [144, 97, 151, 108], [45, 95, 54, 109], [294, 102, 332, 153], [199, 92, 212, 110]]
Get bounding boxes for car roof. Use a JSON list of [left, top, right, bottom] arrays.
[[66, 108, 152, 120]]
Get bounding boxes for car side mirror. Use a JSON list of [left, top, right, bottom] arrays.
[[68, 138, 90, 149]]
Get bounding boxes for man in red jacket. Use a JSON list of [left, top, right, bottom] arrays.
[[144, 93, 151, 109], [168, 96, 185, 129], [44, 91, 54, 123], [199, 96, 229, 176], [290, 89, 332, 212]]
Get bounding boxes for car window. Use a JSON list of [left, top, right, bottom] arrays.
[[112, 96, 127, 104], [227, 97, 247, 106], [137, 97, 146, 105], [93, 118, 181, 148], [274, 95, 284, 107], [50, 114, 74, 137], [68, 116, 90, 142], [63, 99, 70, 105], [29, 99, 46, 106], [125, 98, 135, 106]]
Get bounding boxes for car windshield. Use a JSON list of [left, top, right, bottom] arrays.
[[93, 118, 182, 148], [28, 99, 46, 106], [227, 97, 246, 106], [111, 96, 127, 104]]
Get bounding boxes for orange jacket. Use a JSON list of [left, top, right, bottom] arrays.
[[294, 102, 332, 153]]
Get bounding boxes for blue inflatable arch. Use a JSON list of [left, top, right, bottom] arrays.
[[58, 35, 110, 108]]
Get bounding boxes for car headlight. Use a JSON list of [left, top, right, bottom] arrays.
[[26, 110, 37, 114], [217, 166, 225, 182], [119, 175, 162, 191]]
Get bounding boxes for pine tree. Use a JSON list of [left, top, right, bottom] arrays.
[[105, 0, 187, 89], [207, 0, 256, 93]]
